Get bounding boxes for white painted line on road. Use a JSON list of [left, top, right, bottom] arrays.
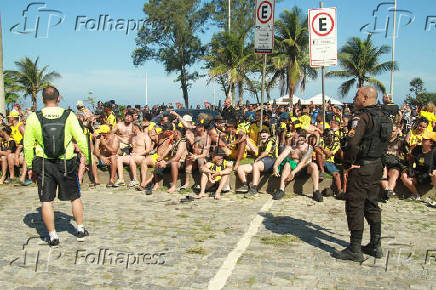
[[208, 198, 274, 290]]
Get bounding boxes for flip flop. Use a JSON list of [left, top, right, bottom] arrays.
[[135, 185, 145, 191], [176, 185, 187, 191]]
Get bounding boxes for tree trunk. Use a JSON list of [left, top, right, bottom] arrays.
[[180, 67, 189, 108], [287, 63, 293, 107], [0, 16, 5, 115], [358, 77, 364, 88], [32, 90, 37, 111], [238, 81, 243, 106], [266, 86, 271, 102]]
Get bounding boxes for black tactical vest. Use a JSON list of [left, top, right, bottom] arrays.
[[358, 107, 393, 160]]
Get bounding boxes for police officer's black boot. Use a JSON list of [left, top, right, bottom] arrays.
[[334, 230, 364, 262], [361, 222, 383, 258]]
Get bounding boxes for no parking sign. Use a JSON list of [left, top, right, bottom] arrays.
[[254, 0, 275, 54], [309, 8, 337, 67]]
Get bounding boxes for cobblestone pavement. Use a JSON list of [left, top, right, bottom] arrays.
[[0, 184, 435, 289]]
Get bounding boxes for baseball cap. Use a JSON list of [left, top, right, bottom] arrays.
[[182, 115, 193, 123], [8, 111, 20, 118], [96, 124, 111, 134]]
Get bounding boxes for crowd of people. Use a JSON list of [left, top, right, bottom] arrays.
[[1, 91, 435, 202]]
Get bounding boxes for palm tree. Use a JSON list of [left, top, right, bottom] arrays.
[[272, 7, 317, 105], [326, 35, 398, 98], [7, 57, 60, 110], [3, 71, 22, 109], [203, 30, 256, 105]]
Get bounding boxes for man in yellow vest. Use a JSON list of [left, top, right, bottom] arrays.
[[24, 86, 90, 247]]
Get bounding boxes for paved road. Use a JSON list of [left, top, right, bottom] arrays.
[[0, 184, 435, 289]]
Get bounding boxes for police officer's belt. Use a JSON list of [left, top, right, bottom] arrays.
[[356, 158, 381, 166]]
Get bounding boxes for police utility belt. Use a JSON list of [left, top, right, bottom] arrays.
[[356, 158, 381, 166]]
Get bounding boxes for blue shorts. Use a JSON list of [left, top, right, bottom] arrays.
[[324, 161, 339, 174]]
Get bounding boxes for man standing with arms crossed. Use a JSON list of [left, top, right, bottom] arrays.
[[24, 87, 91, 246], [334, 86, 392, 262]]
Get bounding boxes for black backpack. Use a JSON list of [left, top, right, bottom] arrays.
[[36, 109, 71, 158]]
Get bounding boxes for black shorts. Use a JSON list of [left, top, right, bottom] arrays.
[[32, 157, 81, 202], [259, 156, 276, 173]]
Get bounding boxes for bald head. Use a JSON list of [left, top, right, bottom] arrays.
[[354, 86, 378, 109], [360, 86, 378, 102]]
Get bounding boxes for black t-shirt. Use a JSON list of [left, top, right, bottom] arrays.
[[221, 106, 236, 122], [382, 102, 399, 119], [411, 145, 436, 174]]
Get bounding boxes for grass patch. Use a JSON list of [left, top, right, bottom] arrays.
[[177, 213, 189, 218], [260, 234, 300, 246], [194, 234, 215, 242], [247, 276, 256, 287], [200, 224, 213, 232], [186, 246, 207, 255]]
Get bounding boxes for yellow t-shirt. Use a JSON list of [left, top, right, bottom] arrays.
[[419, 111, 436, 130]]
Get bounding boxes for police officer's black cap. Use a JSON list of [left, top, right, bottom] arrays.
[[104, 102, 112, 108]]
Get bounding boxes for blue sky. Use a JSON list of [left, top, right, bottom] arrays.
[[1, 0, 435, 109]]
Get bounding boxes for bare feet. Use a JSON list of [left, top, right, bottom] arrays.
[[152, 183, 160, 191], [214, 192, 221, 200], [167, 186, 177, 193], [195, 193, 206, 199]]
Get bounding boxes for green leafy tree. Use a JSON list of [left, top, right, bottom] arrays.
[[210, 0, 255, 34], [3, 70, 22, 109], [326, 35, 398, 98], [203, 30, 257, 105], [7, 57, 60, 110], [272, 7, 317, 105], [132, 0, 211, 108], [405, 78, 436, 106]]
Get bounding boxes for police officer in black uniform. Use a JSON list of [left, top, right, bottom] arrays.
[[334, 86, 393, 262]]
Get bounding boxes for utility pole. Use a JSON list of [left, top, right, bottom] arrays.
[[228, 0, 231, 31], [145, 72, 148, 106], [389, 0, 397, 101], [320, 1, 326, 132], [0, 15, 6, 115]]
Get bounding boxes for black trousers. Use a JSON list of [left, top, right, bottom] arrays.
[[345, 160, 383, 231]]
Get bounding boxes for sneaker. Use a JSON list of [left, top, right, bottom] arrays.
[[77, 229, 89, 242], [236, 183, 249, 193], [248, 185, 258, 195], [48, 238, 60, 247], [115, 179, 126, 186], [273, 189, 285, 200], [222, 185, 231, 193], [313, 190, 323, 202], [128, 180, 140, 187], [192, 184, 201, 192], [409, 195, 421, 201]]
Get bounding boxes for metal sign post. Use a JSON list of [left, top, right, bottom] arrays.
[[255, 0, 275, 145], [309, 3, 337, 132]]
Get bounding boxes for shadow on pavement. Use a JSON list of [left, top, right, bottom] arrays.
[[261, 212, 348, 254], [23, 207, 77, 240]]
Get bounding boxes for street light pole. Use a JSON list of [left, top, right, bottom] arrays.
[[228, 0, 231, 31], [0, 15, 6, 115], [389, 0, 397, 101]]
